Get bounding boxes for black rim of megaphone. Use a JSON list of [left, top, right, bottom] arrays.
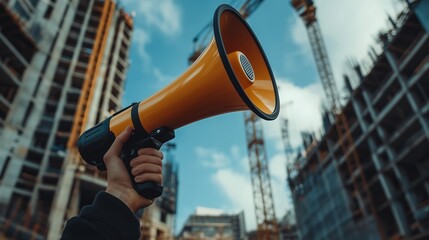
[[213, 4, 280, 120]]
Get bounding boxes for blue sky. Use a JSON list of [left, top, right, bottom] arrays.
[[118, 0, 402, 232]]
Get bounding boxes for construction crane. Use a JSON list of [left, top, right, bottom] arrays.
[[290, 0, 340, 114], [280, 101, 294, 167], [291, 0, 385, 238], [189, 1, 278, 239], [244, 112, 279, 240]]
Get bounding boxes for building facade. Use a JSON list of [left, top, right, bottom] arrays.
[[288, 1, 429, 239], [178, 208, 246, 240], [0, 0, 133, 238]]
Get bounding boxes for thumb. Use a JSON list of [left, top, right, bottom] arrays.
[[104, 127, 133, 163]]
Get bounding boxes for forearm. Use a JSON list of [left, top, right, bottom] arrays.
[[61, 192, 141, 240]]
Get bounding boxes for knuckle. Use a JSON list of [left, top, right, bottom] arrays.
[[157, 175, 163, 184], [131, 166, 139, 176], [130, 158, 139, 167], [103, 152, 111, 162]]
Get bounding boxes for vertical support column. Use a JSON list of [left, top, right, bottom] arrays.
[[46, 151, 79, 240]]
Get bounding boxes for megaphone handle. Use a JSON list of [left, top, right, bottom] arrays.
[[122, 127, 175, 199]]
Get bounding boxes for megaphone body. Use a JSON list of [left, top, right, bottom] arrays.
[[78, 4, 279, 199]]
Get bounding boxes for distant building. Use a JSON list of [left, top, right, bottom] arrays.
[[178, 207, 246, 240], [0, 0, 132, 238], [288, 1, 429, 239], [279, 210, 298, 240]]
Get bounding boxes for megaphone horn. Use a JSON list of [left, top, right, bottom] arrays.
[[78, 4, 279, 199]]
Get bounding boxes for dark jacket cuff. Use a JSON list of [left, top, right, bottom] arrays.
[[79, 192, 140, 239]]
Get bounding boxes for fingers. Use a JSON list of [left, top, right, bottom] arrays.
[[130, 148, 163, 167], [134, 173, 163, 184], [130, 148, 163, 184], [130, 155, 162, 168], [138, 148, 164, 159], [131, 163, 162, 176]]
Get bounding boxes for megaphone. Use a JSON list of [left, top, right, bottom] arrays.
[[78, 4, 279, 199]]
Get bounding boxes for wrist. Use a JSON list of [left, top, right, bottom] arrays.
[[105, 187, 136, 212]]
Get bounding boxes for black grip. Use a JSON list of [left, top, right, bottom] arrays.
[[134, 181, 164, 199], [78, 118, 114, 170], [122, 127, 174, 199]]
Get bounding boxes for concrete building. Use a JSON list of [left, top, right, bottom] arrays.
[[288, 1, 429, 239], [178, 207, 246, 240], [0, 0, 133, 238]]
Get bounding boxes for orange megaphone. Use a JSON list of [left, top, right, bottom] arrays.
[[78, 4, 279, 199]]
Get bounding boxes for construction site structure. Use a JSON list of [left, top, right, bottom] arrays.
[[291, 0, 383, 238], [0, 0, 136, 238], [280, 102, 294, 195], [279, 106, 298, 240], [244, 112, 279, 240], [288, 1, 429, 239], [177, 207, 246, 240]]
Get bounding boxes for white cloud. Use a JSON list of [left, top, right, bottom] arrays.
[[208, 143, 293, 231], [263, 78, 324, 150], [211, 168, 256, 230], [211, 156, 293, 231], [153, 67, 176, 85], [133, 27, 151, 62], [122, 0, 181, 62], [122, 0, 181, 36], [269, 153, 286, 182], [230, 145, 240, 160], [195, 146, 231, 169], [291, 19, 311, 56]]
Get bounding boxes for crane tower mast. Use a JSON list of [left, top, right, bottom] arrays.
[[291, 0, 340, 113], [244, 112, 279, 240]]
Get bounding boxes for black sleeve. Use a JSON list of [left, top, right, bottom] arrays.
[[61, 192, 141, 240]]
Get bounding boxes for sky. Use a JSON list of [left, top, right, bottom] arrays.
[[117, 0, 404, 233]]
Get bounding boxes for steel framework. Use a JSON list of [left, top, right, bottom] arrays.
[[244, 112, 279, 240]]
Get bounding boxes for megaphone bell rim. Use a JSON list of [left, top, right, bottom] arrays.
[[213, 4, 280, 120]]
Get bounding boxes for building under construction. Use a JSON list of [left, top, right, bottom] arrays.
[[0, 0, 178, 239], [288, 1, 429, 239], [177, 207, 246, 240]]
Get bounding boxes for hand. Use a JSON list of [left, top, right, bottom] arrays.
[[103, 127, 164, 212]]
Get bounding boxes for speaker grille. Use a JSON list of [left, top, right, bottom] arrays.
[[239, 54, 254, 81]]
